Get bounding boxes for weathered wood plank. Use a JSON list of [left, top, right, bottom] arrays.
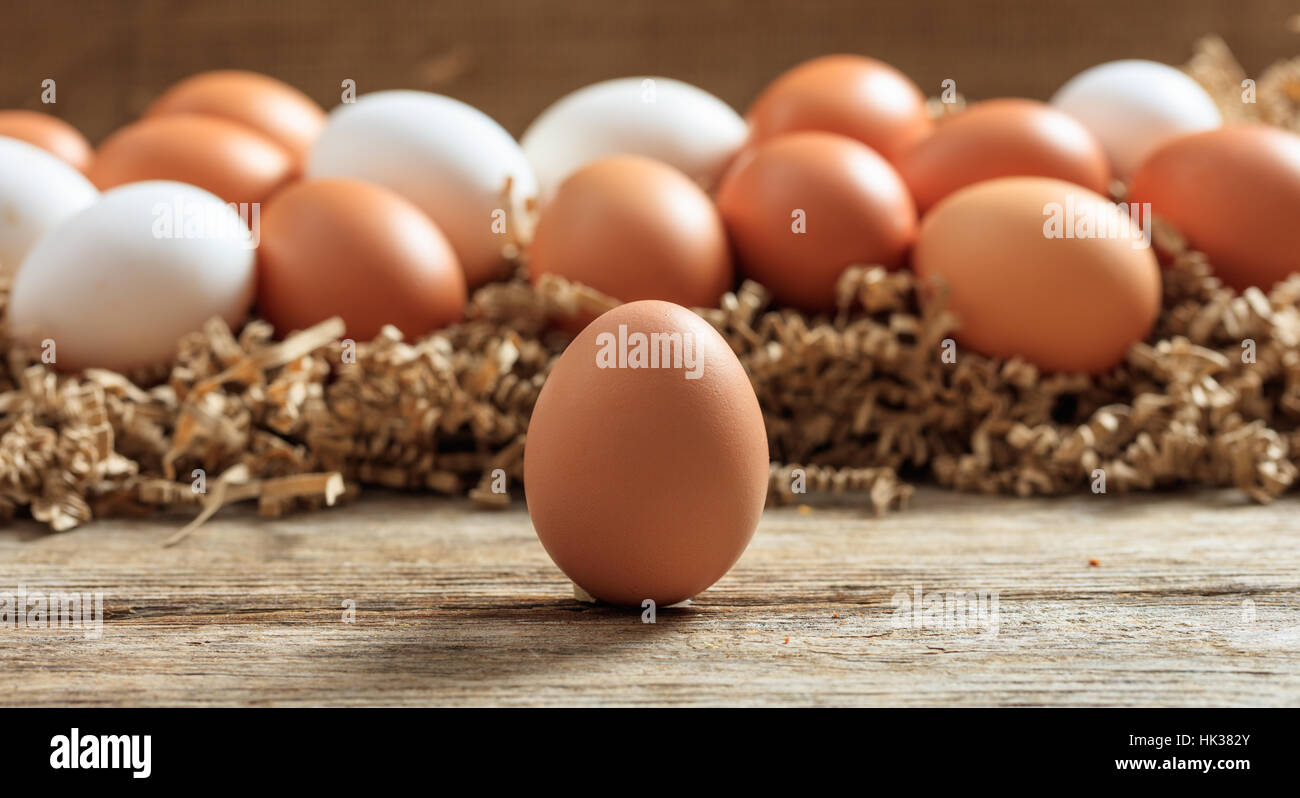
[[0, 488, 1297, 706]]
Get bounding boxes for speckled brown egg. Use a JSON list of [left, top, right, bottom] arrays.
[[524, 300, 769, 607]]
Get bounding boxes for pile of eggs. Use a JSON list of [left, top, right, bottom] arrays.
[[3, 59, 1298, 373], [3, 56, 1298, 605]]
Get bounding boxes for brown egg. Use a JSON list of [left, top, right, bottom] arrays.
[[899, 98, 1111, 213], [257, 178, 466, 340], [529, 155, 732, 324], [746, 54, 932, 163], [90, 114, 294, 206], [145, 70, 325, 171], [0, 110, 94, 172], [524, 300, 769, 606], [716, 131, 916, 312], [913, 177, 1160, 374], [1129, 125, 1300, 291]]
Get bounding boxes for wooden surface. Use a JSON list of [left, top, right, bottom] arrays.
[[1, 487, 1297, 707]]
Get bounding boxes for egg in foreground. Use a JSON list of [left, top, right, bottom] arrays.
[[524, 300, 770, 606], [912, 177, 1160, 374]]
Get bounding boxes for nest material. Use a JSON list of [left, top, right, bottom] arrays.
[[2, 38, 1299, 534]]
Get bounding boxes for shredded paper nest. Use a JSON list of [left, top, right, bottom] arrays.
[[2, 37, 1299, 534]]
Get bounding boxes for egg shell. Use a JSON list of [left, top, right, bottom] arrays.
[[1050, 59, 1222, 178], [745, 54, 932, 163], [529, 155, 732, 326], [307, 90, 536, 289], [898, 98, 1111, 213], [7, 181, 255, 373], [912, 177, 1160, 374], [0, 110, 94, 172], [90, 114, 295, 206], [145, 70, 326, 171], [257, 178, 466, 341], [1130, 125, 1300, 291], [521, 76, 747, 202], [524, 300, 769, 606], [716, 131, 916, 312], [0, 136, 98, 277]]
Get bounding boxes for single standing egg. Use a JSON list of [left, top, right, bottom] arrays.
[[144, 70, 326, 172], [0, 110, 94, 172], [307, 90, 537, 289], [1050, 59, 1222, 179], [529, 155, 732, 321], [1130, 125, 1300, 291], [898, 98, 1111, 213], [257, 178, 466, 341], [521, 77, 747, 202], [90, 114, 295, 206], [0, 137, 98, 277], [524, 300, 770, 607], [8, 181, 255, 373], [716, 131, 916, 312], [912, 177, 1160, 374], [745, 55, 932, 163]]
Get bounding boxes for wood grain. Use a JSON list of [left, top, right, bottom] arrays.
[[1, 488, 1296, 706]]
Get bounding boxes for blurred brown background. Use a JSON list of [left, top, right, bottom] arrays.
[[2, 0, 1297, 142]]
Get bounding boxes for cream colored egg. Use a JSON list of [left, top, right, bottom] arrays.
[[8, 181, 256, 372], [521, 77, 747, 202], [1050, 60, 1222, 178], [0, 137, 97, 277]]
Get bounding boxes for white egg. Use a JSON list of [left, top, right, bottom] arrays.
[[307, 90, 536, 288], [1050, 59, 1222, 179], [521, 77, 747, 201], [8, 181, 255, 373], [0, 136, 97, 277]]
